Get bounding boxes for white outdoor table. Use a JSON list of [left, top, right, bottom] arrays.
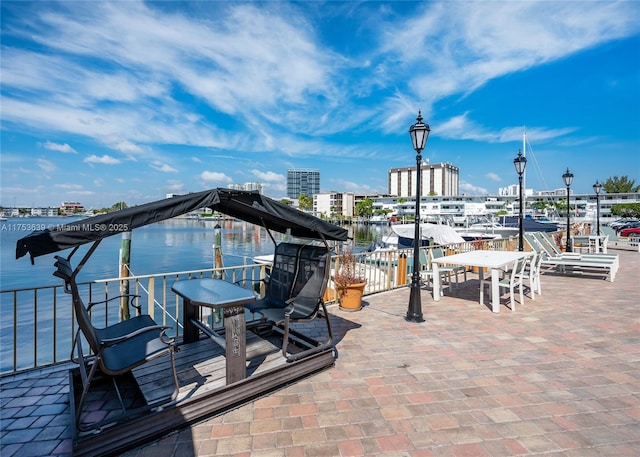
[[172, 278, 256, 384], [432, 250, 532, 313]]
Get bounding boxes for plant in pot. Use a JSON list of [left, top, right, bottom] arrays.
[[334, 248, 366, 311]]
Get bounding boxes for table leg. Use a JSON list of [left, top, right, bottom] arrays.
[[223, 305, 247, 384], [433, 262, 441, 301], [479, 268, 485, 306], [491, 268, 500, 313], [183, 298, 199, 343]]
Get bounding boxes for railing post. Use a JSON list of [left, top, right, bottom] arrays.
[[147, 277, 155, 319]]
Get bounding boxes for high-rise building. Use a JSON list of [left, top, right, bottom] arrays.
[[287, 169, 320, 200], [388, 162, 459, 197]]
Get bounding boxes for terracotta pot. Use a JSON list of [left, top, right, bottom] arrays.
[[338, 281, 366, 311]]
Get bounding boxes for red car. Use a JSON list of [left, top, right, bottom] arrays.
[[620, 227, 640, 237]]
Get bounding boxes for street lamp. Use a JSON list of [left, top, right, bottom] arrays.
[[562, 168, 574, 252], [513, 150, 527, 251], [406, 111, 430, 323], [593, 180, 602, 236]]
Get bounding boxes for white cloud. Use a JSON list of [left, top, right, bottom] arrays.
[[485, 172, 501, 183], [459, 181, 489, 195], [329, 178, 377, 194], [165, 180, 184, 192], [200, 171, 232, 183], [437, 113, 577, 144], [36, 158, 57, 173], [44, 141, 77, 153], [250, 170, 284, 182], [66, 190, 95, 196], [377, 2, 638, 131], [2, 1, 633, 157], [84, 154, 121, 165], [150, 161, 178, 173], [110, 140, 145, 154], [55, 183, 83, 190]]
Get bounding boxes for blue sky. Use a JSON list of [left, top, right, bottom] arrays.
[[1, 1, 639, 209]]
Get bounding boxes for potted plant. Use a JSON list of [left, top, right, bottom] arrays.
[[334, 248, 366, 311]]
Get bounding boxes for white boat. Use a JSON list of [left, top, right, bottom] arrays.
[[455, 222, 519, 240], [381, 223, 465, 248]]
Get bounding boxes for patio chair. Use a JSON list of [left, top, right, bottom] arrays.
[[493, 256, 528, 312], [520, 251, 542, 299], [418, 249, 452, 296], [525, 232, 619, 282], [532, 232, 563, 258], [53, 255, 179, 432], [431, 246, 467, 289], [245, 242, 302, 314], [251, 244, 334, 361]]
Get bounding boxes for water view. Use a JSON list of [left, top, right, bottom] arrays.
[[1, 217, 384, 290]]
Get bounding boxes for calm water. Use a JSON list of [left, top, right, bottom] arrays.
[[1, 217, 386, 290]]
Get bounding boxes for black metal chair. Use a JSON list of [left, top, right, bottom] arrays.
[[249, 244, 334, 361], [53, 255, 179, 432], [245, 242, 302, 314]]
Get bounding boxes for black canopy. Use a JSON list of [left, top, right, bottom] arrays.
[[16, 188, 348, 262]]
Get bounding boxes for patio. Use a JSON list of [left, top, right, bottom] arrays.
[[2, 247, 639, 456]]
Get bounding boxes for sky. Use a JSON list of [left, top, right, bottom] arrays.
[[1, 1, 639, 209]]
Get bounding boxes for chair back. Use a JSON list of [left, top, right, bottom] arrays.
[[523, 233, 542, 255], [264, 243, 303, 308], [513, 257, 528, 283], [539, 232, 563, 255], [289, 244, 330, 318], [54, 256, 100, 353], [419, 249, 429, 268], [531, 232, 558, 257], [431, 247, 445, 259], [522, 251, 540, 275]]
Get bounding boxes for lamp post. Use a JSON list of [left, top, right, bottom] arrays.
[[406, 111, 430, 323], [513, 150, 527, 251], [562, 168, 574, 252], [593, 180, 602, 236]]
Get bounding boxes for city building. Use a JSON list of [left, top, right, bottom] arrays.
[[370, 192, 640, 225], [498, 184, 534, 198], [59, 201, 84, 216], [313, 192, 354, 218], [227, 182, 264, 194], [388, 161, 459, 197], [287, 169, 320, 200]]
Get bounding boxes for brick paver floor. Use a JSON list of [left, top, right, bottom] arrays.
[[2, 247, 639, 456]]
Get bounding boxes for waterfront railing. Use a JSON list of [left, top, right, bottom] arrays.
[[0, 239, 515, 376]]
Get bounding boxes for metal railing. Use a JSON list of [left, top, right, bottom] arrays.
[[0, 238, 516, 376]]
